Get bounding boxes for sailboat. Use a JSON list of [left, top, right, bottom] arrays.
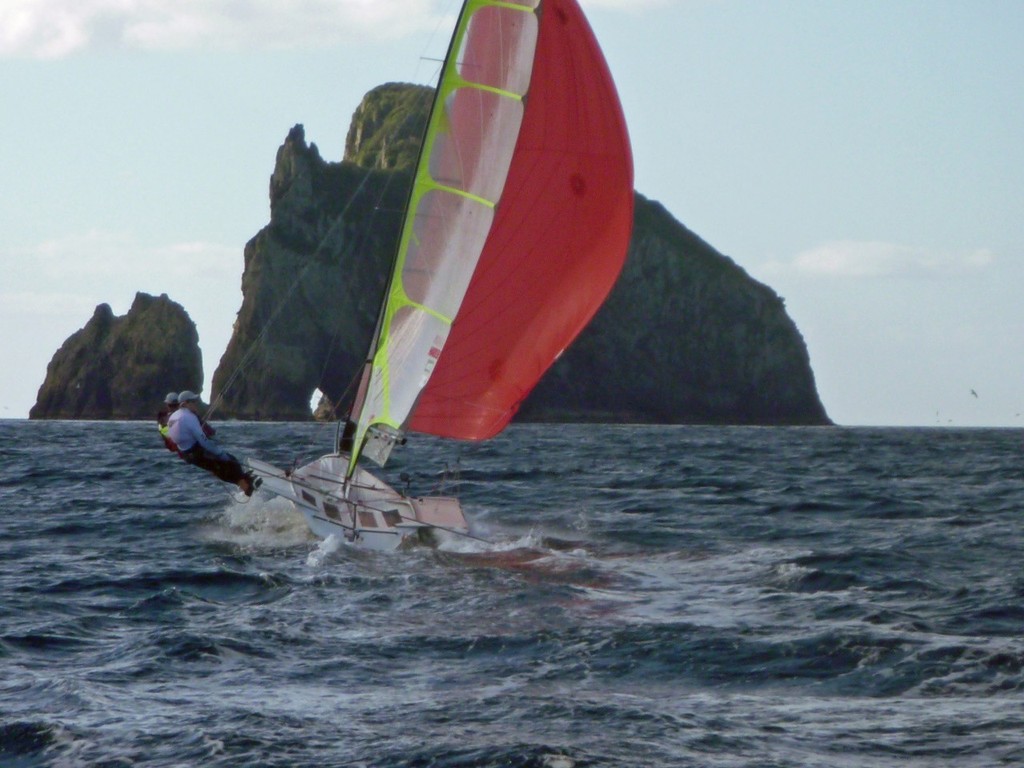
[[246, 0, 634, 550]]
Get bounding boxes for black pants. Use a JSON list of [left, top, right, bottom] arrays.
[[181, 445, 247, 485]]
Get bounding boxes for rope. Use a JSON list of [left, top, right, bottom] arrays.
[[205, 162, 382, 424], [204, 0, 456, 426], [209, 34, 463, 511], [206, 86, 436, 433]]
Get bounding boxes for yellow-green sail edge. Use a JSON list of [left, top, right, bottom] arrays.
[[347, 0, 532, 478]]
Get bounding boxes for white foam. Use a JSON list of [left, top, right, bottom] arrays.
[[306, 533, 344, 568], [201, 496, 314, 550], [435, 526, 544, 555]]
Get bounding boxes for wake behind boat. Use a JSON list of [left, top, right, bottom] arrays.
[[244, 0, 634, 550]]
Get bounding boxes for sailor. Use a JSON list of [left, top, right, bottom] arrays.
[[157, 392, 180, 453], [158, 391, 215, 453], [168, 391, 256, 496]]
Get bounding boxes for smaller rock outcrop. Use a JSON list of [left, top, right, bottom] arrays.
[[30, 292, 203, 420]]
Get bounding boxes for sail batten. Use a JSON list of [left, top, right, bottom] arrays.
[[429, 184, 498, 209]]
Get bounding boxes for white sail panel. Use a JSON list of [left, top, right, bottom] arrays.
[[428, 88, 525, 208], [399, 188, 495, 309], [457, 4, 538, 95], [362, 308, 449, 432]]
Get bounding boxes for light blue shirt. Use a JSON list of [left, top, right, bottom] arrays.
[[167, 407, 227, 458]]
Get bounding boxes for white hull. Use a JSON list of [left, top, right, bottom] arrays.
[[245, 455, 468, 552]]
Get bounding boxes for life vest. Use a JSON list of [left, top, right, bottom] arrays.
[[157, 410, 179, 453]]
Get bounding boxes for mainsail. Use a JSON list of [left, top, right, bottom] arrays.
[[349, 0, 634, 471]]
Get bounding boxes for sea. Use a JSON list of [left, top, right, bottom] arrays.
[[1, 420, 1022, 768]]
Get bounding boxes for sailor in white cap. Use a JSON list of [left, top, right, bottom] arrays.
[[167, 391, 256, 496], [157, 392, 180, 453]]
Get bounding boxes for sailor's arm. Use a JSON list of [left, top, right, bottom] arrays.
[[194, 428, 229, 459]]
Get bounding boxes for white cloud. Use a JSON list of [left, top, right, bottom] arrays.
[[0, 0, 668, 58], [772, 241, 995, 279], [8, 230, 238, 283], [0, 290, 99, 317], [581, 0, 672, 8], [1, 230, 243, 413], [1, 231, 241, 329], [0, 0, 447, 58]]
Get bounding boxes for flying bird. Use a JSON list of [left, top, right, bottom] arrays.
[[970, 389, 978, 398]]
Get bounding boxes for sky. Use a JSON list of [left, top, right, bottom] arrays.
[[1, 0, 1021, 427]]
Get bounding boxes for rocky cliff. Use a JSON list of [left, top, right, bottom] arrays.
[[521, 196, 829, 424], [30, 292, 203, 420], [208, 124, 409, 420], [210, 87, 435, 420], [210, 83, 830, 425]]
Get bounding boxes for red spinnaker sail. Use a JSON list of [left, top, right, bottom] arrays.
[[409, 0, 634, 439]]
